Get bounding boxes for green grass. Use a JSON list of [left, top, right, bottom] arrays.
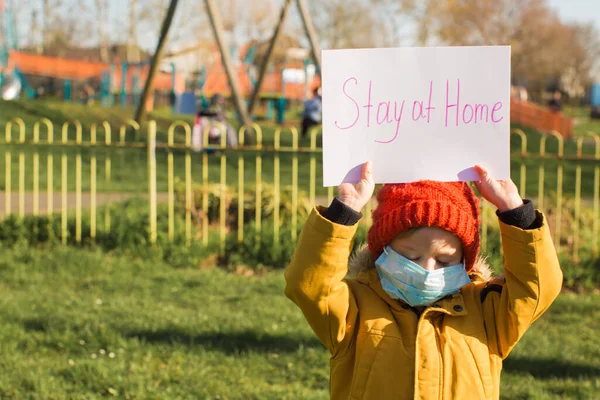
[[0, 99, 196, 134], [563, 105, 600, 137], [509, 123, 600, 200], [0, 245, 598, 399]]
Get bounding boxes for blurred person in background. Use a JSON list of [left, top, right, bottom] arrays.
[[302, 86, 322, 138]]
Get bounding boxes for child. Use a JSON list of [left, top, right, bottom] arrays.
[[284, 162, 562, 399], [301, 86, 322, 138]]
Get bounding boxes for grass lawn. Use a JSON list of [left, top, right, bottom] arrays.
[[0, 246, 598, 399], [563, 105, 600, 137]]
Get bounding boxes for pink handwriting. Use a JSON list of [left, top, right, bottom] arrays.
[[377, 101, 394, 125], [335, 77, 360, 130], [412, 81, 435, 122], [335, 78, 505, 142], [375, 100, 405, 144], [335, 77, 407, 143], [445, 79, 504, 127], [364, 80, 373, 127], [491, 102, 503, 123]]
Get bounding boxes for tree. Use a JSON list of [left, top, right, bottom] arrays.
[[41, 0, 91, 57], [203, 0, 252, 128], [406, 0, 600, 97], [94, 0, 110, 62], [128, 0, 140, 63], [247, 0, 295, 117], [307, 0, 403, 49], [30, 9, 41, 53], [251, 34, 302, 71], [42, 0, 50, 53], [217, 0, 278, 49], [552, 23, 600, 101]]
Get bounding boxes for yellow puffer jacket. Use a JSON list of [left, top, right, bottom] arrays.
[[284, 207, 563, 400]]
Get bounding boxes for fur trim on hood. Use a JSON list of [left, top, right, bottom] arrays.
[[347, 244, 494, 283]]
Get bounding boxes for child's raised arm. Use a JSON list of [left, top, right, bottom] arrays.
[[474, 165, 563, 358], [284, 162, 374, 356]]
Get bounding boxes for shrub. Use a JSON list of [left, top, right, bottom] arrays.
[[2, 188, 600, 289], [0, 198, 216, 266], [0, 214, 56, 246], [174, 178, 312, 230], [567, 256, 600, 291], [220, 220, 304, 270], [475, 195, 600, 289]]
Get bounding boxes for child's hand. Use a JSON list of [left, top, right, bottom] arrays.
[[337, 161, 375, 213], [473, 165, 524, 212]]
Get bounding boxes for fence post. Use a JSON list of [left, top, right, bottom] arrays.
[[237, 125, 246, 245], [511, 129, 528, 198], [254, 124, 263, 244], [274, 127, 282, 249], [148, 121, 157, 244], [33, 123, 40, 217], [4, 118, 26, 218], [75, 122, 83, 243], [61, 121, 82, 245], [219, 124, 228, 255], [18, 120, 25, 218], [550, 131, 564, 249], [309, 127, 318, 207], [167, 124, 175, 241], [185, 123, 192, 246], [291, 126, 299, 241], [167, 121, 193, 243]]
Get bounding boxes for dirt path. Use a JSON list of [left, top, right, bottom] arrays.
[[0, 192, 332, 217], [0, 192, 169, 217]]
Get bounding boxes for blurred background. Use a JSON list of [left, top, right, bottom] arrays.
[[1, 0, 600, 109], [0, 1, 599, 399]]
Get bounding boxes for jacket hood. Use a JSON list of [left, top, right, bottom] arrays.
[[347, 244, 494, 283]]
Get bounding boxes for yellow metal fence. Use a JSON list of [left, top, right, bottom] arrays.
[[1, 118, 600, 264]]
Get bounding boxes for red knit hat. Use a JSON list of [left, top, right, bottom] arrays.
[[367, 181, 480, 271]]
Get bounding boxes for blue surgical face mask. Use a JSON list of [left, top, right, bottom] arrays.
[[375, 246, 471, 307]]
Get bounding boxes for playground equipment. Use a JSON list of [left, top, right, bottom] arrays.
[[185, 43, 259, 115], [591, 83, 600, 119], [511, 98, 574, 138], [199, 43, 318, 123], [1, 0, 181, 107], [1, 67, 36, 100], [108, 60, 179, 111], [0, 0, 18, 95], [1, 50, 183, 108], [0, 71, 19, 99]]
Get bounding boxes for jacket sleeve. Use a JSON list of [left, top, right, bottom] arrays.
[[284, 206, 359, 356], [481, 211, 563, 359]]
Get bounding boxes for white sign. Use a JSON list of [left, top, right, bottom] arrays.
[[322, 46, 511, 186]]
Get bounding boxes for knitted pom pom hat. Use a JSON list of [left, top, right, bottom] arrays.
[[367, 181, 481, 271]]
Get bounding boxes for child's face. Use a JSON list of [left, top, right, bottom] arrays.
[[388, 227, 463, 272]]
